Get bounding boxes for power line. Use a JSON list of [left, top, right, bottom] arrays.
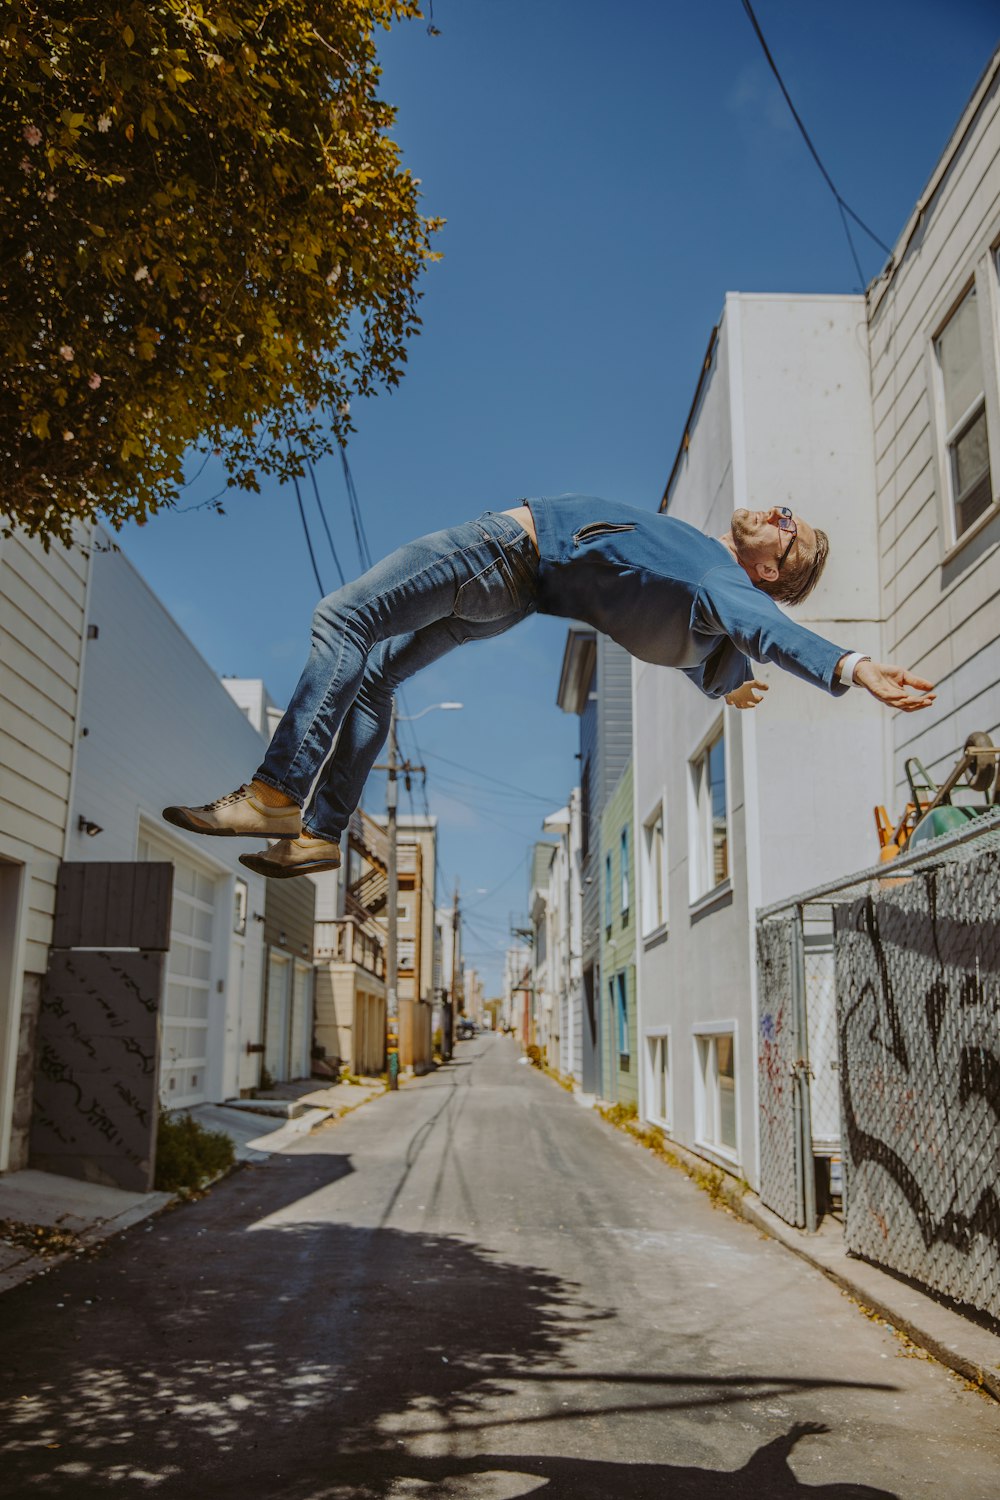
[[422, 748, 566, 805], [339, 444, 374, 572], [464, 848, 531, 911], [739, 0, 892, 286], [290, 464, 325, 596], [306, 458, 347, 587]]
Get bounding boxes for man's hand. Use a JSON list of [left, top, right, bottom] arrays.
[[852, 660, 935, 712], [725, 679, 769, 710]]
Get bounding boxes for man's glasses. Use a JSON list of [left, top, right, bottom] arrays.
[[775, 507, 797, 571]]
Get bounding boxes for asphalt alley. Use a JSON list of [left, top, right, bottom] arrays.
[[2, 1035, 998, 1499]]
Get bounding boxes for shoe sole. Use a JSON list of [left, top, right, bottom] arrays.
[[238, 852, 341, 879], [162, 807, 300, 839]]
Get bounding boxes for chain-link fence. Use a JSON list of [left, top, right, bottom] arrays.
[[756, 811, 1000, 1321]]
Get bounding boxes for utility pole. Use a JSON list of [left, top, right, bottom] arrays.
[[385, 701, 400, 1089], [375, 700, 458, 1084], [445, 878, 460, 1061]]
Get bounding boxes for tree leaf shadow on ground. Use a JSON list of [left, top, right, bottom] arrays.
[[0, 1150, 898, 1499]]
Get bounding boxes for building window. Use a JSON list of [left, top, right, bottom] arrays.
[[616, 972, 629, 1061], [604, 852, 613, 933], [695, 1030, 737, 1156], [580, 754, 592, 860], [641, 804, 666, 935], [619, 826, 630, 919], [645, 1031, 670, 1127], [935, 283, 993, 540], [397, 901, 411, 923], [398, 937, 416, 971], [690, 727, 728, 900], [233, 878, 248, 936]]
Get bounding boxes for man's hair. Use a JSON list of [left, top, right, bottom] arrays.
[[758, 527, 830, 606]]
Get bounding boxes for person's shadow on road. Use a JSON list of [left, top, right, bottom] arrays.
[[330, 1421, 896, 1498]]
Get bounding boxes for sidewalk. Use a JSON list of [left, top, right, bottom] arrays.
[[0, 1076, 387, 1294], [592, 1100, 1000, 1402]]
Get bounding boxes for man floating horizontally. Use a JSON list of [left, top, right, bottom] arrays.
[[163, 496, 935, 878]]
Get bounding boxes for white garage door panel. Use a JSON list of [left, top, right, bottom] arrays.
[[140, 833, 217, 1108], [265, 952, 291, 1081], [291, 962, 312, 1081]]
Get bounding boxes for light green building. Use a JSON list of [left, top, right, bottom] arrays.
[[599, 760, 637, 1107]]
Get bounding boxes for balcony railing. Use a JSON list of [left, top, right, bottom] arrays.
[[315, 915, 386, 978]]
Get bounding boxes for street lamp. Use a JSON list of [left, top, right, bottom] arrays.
[[385, 700, 463, 1088]]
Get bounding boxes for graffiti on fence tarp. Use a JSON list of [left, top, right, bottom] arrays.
[[834, 863, 1000, 1319], [30, 949, 163, 1193]]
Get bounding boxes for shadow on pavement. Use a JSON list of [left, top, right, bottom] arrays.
[[324, 1423, 897, 1498], [0, 1149, 899, 1499]]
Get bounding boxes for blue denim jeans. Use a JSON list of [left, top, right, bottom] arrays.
[[255, 511, 539, 839]]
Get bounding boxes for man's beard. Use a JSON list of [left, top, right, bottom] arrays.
[[730, 509, 757, 551]]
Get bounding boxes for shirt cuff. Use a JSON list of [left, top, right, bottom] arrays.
[[837, 652, 871, 686]]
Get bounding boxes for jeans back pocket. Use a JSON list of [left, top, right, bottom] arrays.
[[453, 557, 519, 622]]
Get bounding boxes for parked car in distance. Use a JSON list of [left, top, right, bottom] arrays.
[[456, 1018, 477, 1041]]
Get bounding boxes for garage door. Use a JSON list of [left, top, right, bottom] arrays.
[[265, 951, 291, 1082], [139, 833, 216, 1107], [290, 961, 313, 1080]]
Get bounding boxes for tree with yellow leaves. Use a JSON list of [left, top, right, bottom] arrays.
[[1, 2, 441, 544]]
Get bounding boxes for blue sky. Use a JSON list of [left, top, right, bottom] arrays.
[[119, 1, 1000, 988]]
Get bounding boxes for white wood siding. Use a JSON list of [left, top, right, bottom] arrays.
[[868, 61, 1000, 795], [0, 532, 89, 974]]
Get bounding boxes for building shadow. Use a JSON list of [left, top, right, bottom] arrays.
[[0, 1150, 899, 1499]]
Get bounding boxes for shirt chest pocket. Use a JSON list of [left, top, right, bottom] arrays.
[[572, 521, 638, 546]]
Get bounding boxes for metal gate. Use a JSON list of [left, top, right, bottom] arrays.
[[757, 916, 807, 1227]]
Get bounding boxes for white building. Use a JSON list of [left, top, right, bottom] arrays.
[[528, 841, 557, 1059], [530, 792, 584, 1079], [69, 537, 269, 1109], [632, 293, 887, 1187]]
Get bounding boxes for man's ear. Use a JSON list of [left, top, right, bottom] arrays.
[[756, 560, 779, 582]]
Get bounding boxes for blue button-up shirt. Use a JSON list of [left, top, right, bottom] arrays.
[[527, 495, 850, 699]]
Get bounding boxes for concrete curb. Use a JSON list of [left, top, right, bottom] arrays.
[[588, 1098, 1000, 1402]]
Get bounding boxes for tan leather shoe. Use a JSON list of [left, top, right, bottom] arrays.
[[239, 835, 342, 879], [162, 784, 301, 839]]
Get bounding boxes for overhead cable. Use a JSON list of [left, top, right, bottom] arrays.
[[306, 458, 347, 587], [422, 748, 565, 805], [739, 0, 892, 285], [289, 461, 325, 596], [339, 444, 373, 572]]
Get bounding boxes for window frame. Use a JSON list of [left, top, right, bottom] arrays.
[[604, 850, 613, 934], [619, 825, 630, 920], [641, 799, 668, 940], [692, 1023, 738, 1164], [926, 257, 1000, 559], [233, 877, 248, 937], [616, 970, 630, 1062], [644, 1026, 671, 1129], [687, 720, 730, 906]]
